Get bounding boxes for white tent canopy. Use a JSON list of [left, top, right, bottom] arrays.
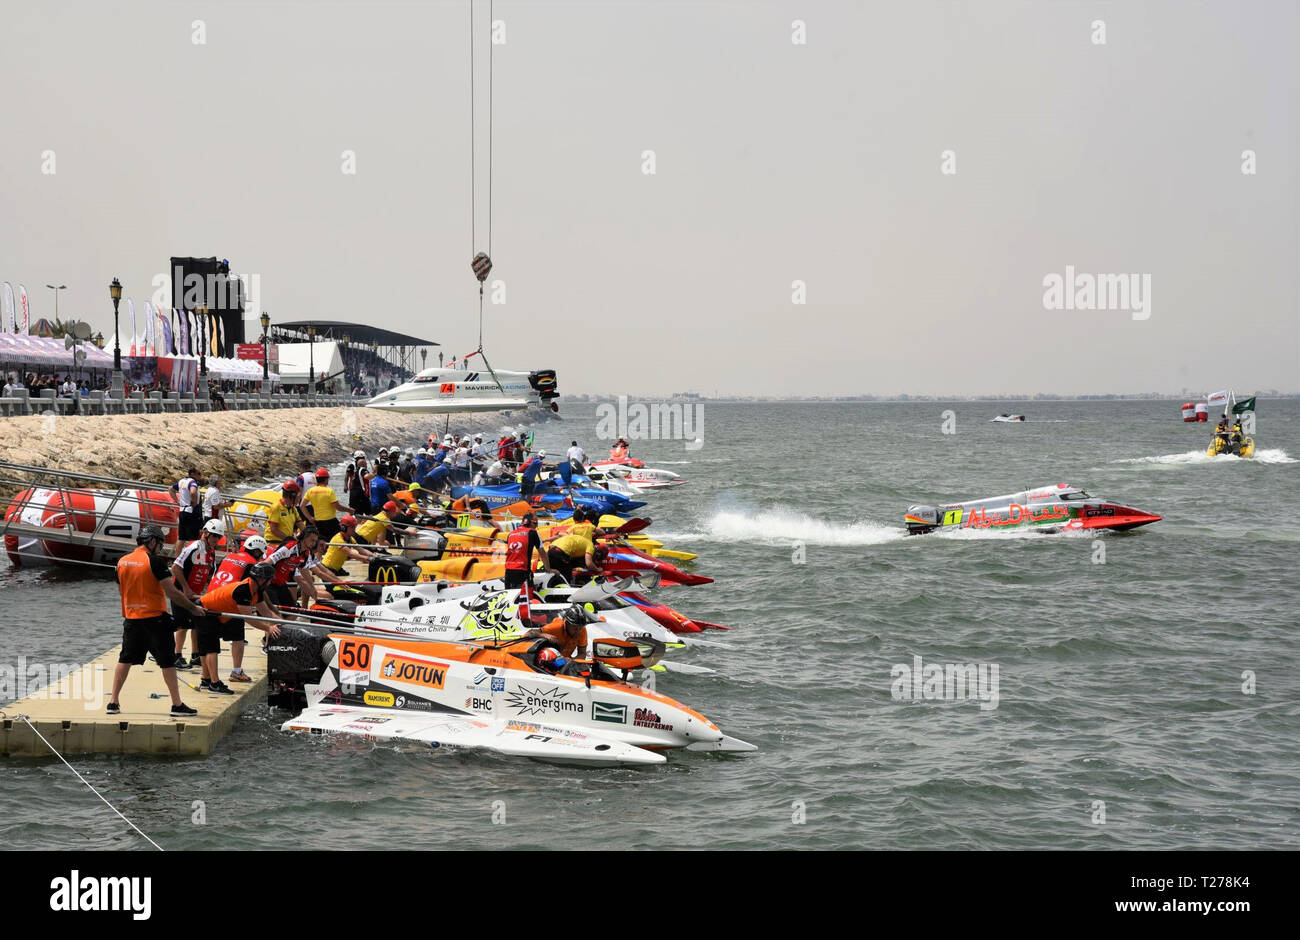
[[274, 341, 343, 385]]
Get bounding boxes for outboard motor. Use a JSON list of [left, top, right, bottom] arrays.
[[266, 625, 332, 711], [401, 530, 447, 563], [904, 505, 939, 535], [368, 554, 423, 584], [529, 369, 558, 401]]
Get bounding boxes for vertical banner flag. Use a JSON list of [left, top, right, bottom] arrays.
[[127, 299, 137, 356], [18, 285, 29, 332], [160, 307, 173, 356], [2, 282, 13, 333], [179, 310, 189, 355], [143, 301, 155, 355]]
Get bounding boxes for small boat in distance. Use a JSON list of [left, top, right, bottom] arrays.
[[1204, 389, 1257, 458], [991, 413, 1025, 422]]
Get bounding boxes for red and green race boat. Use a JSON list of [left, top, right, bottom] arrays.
[[905, 483, 1161, 535]]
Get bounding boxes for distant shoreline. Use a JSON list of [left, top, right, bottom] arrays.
[[559, 394, 1300, 404]]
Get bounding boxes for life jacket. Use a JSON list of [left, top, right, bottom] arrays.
[[200, 578, 262, 620], [210, 550, 257, 589], [117, 545, 168, 620], [175, 539, 216, 595], [610, 445, 628, 460], [505, 527, 533, 571]]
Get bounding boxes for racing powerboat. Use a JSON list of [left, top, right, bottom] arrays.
[[991, 414, 1025, 423], [365, 362, 558, 415], [271, 631, 754, 765], [905, 483, 1160, 535], [449, 482, 647, 517], [591, 463, 686, 489]]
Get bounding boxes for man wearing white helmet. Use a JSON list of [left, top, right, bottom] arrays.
[[169, 517, 226, 670], [206, 531, 269, 682], [451, 438, 472, 484], [413, 447, 432, 480]]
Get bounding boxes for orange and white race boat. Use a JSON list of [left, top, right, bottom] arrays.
[[271, 630, 753, 766]]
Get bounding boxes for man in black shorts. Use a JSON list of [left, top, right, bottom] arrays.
[[109, 525, 205, 716]]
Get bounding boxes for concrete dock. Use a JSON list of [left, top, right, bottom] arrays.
[[1, 641, 267, 757]]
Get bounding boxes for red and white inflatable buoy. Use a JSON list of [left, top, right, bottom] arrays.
[[3, 487, 179, 567]]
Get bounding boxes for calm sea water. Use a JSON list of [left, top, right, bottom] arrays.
[[2, 400, 1297, 850]]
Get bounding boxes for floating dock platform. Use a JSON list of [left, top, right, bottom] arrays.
[[1, 642, 267, 757]]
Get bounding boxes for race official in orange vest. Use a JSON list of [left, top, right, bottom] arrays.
[[109, 525, 206, 717], [196, 561, 284, 694]]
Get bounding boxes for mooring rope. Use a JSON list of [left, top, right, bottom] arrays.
[[9, 714, 164, 851]]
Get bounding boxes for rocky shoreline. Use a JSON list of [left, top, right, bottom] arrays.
[[0, 407, 516, 490]]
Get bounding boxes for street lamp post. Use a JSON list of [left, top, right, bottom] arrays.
[[307, 325, 316, 397], [46, 284, 66, 323], [109, 278, 123, 395], [197, 305, 209, 403], [260, 311, 271, 394], [421, 348, 428, 372], [342, 334, 351, 395]]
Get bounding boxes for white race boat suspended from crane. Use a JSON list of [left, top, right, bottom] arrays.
[[367, 1, 557, 416], [364, 352, 557, 414]]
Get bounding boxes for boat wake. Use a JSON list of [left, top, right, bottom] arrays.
[[1115, 449, 1296, 467], [932, 525, 1096, 541], [667, 508, 905, 546]]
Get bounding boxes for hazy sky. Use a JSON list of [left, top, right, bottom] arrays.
[[1, 1, 1296, 397]]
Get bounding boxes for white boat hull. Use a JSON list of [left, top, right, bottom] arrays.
[[365, 367, 556, 415]]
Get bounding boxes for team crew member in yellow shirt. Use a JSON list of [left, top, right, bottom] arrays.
[[355, 504, 395, 547], [303, 467, 347, 541], [546, 533, 608, 583], [566, 507, 608, 542], [320, 515, 377, 576], [265, 480, 305, 546]]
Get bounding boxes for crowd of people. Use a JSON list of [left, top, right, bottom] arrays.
[[107, 429, 632, 713]]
